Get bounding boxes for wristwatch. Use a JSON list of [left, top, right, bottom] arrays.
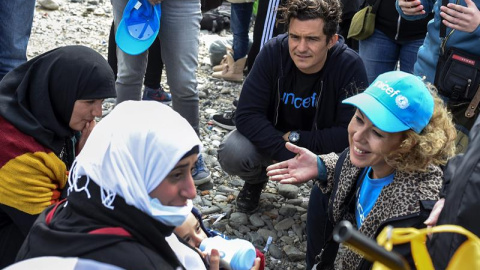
[[288, 131, 300, 144]]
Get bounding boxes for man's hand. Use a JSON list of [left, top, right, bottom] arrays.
[[440, 0, 480, 33], [78, 120, 96, 153], [398, 0, 426, 15], [208, 249, 220, 270], [266, 142, 318, 184], [283, 132, 290, 142]]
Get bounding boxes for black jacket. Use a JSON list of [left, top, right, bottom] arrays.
[[16, 178, 190, 270], [428, 117, 480, 269], [236, 34, 368, 161]]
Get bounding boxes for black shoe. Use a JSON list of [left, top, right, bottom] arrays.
[[236, 182, 265, 213], [212, 110, 236, 131]]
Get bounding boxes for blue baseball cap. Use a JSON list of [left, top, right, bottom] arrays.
[[115, 0, 161, 55], [342, 71, 434, 134]]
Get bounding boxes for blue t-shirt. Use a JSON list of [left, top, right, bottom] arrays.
[[355, 167, 394, 229]]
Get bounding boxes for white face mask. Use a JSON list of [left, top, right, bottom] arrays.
[[149, 198, 193, 227]]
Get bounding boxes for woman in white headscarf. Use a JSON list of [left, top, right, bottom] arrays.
[[15, 101, 219, 270]]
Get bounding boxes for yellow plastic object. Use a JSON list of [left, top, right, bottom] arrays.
[[372, 225, 480, 270]]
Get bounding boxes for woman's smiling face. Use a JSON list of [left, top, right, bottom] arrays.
[[348, 109, 405, 179]]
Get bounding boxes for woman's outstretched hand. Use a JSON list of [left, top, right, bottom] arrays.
[[266, 142, 319, 185]]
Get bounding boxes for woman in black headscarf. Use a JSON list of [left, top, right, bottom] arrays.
[[0, 45, 117, 268]]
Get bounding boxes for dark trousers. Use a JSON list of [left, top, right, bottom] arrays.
[[107, 22, 164, 89], [306, 184, 336, 270], [246, 0, 286, 73], [0, 204, 38, 268]]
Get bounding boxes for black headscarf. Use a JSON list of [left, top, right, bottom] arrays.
[[0, 45, 117, 156]]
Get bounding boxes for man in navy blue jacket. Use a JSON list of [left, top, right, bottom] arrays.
[[218, 0, 368, 214]]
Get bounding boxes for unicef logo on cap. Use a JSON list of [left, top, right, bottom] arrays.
[[395, 95, 409, 109]]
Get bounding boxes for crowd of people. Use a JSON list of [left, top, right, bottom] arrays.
[[0, 0, 479, 269]]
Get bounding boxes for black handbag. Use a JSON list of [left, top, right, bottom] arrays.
[[434, 0, 480, 103]]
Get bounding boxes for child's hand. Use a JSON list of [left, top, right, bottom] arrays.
[[250, 258, 261, 270], [208, 249, 220, 270]]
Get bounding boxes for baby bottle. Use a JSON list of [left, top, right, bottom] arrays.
[[199, 236, 256, 270]]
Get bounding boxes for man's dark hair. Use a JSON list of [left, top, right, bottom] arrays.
[[279, 0, 342, 42]]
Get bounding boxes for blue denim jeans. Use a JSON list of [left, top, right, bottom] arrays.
[[111, 0, 202, 133], [231, 2, 253, 61], [0, 0, 35, 81], [359, 29, 424, 84]]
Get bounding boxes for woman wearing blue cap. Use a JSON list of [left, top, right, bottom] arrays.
[[266, 71, 457, 269]]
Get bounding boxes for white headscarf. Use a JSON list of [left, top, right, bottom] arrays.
[[68, 101, 200, 220]]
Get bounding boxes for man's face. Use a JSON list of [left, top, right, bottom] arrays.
[[288, 18, 338, 74]]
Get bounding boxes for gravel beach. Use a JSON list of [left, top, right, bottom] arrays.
[[28, 1, 312, 269]]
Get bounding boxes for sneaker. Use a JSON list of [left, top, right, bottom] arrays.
[[236, 182, 265, 213], [192, 154, 211, 185], [212, 110, 236, 131], [142, 86, 172, 105]]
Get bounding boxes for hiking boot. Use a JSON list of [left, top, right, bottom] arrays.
[[192, 154, 211, 185], [142, 86, 172, 105], [212, 110, 236, 130], [236, 182, 265, 213]]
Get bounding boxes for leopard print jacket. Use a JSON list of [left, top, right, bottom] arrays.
[[316, 149, 443, 270]]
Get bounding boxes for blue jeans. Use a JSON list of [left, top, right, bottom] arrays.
[[111, 0, 202, 133], [231, 2, 253, 61], [0, 0, 35, 81], [359, 29, 424, 84]]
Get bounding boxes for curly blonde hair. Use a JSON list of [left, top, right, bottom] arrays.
[[385, 84, 457, 172]]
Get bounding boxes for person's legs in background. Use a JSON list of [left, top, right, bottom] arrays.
[[359, 29, 400, 84], [111, 0, 148, 103], [212, 2, 253, 82], [142, 39, 172, 105], [212, 0, 285, 130], [159, 0, 210, 184], [398, 38, 424, 74], [246, 0, 286, 72], [0, 0, 36, 82], [107, 21, 171, 104]]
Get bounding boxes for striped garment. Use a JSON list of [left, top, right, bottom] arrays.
[[0, 116, 67, 215]]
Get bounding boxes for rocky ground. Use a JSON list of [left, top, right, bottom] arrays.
[[28, 1, 312, 269]]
